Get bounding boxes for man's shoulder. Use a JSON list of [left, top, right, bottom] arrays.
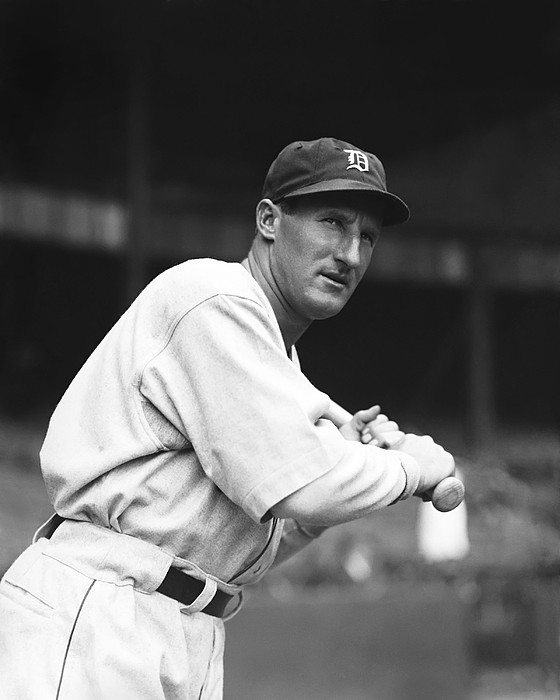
[[162, 258, 255, 293], [144, 258, 265, 312]]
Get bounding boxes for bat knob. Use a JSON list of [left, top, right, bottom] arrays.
[[431, 476, 465, 512]]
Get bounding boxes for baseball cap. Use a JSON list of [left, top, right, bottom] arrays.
[[262, 137, 410, 226]]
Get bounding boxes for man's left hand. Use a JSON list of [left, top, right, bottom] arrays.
[[338, 405, 404, 448]]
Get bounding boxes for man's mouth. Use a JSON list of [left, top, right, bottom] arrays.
[[321, 271, 349, 287]]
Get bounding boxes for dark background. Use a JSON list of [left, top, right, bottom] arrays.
[[1, 0, 558, 190], [1, 0, 559, 437]]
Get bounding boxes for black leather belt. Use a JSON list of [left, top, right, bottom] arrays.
[[156, 567, 233, 618]]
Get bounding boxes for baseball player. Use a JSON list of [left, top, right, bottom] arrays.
[[0, 137, 455, 699]]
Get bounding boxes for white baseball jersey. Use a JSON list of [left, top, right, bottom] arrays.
[[39, 258, 418, 589], [0, 258, 420, 698]]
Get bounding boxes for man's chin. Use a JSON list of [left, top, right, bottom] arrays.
[[307, 295, 350, 321]]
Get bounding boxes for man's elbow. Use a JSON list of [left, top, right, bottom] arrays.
[[269, 482, 335, 526], [269, 490, 307, 521]]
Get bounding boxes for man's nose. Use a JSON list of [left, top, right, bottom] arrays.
[[335, 233, 361, 268]]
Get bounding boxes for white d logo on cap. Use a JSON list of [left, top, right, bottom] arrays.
[[343, 149, 369, 172]]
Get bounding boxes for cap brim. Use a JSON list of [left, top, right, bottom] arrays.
[[280, 178, 410, 226]]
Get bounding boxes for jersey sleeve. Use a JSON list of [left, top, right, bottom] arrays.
[[138, 293, 418, 523]]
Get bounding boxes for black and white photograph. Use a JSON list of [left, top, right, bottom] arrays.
[[0, 1, 559, 698]]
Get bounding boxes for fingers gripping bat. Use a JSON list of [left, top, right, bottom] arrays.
[[324, 402, 465, 512]]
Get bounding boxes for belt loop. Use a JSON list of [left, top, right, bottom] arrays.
[[33, 513, 65, 543], [179, 577, 218, 615], [222, 590, 244, 622]]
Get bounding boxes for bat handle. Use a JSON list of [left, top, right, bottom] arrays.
[[324, 402, 465, 512], [422, 476, 465, 512]]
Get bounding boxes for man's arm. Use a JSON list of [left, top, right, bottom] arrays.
[[268, 406, 406, 568], [330, 401, 464, 512], [270, 425, 455, 526]]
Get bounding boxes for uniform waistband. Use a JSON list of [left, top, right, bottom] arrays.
[[34, 517, 243, 618], [44, 518, 175, 593]]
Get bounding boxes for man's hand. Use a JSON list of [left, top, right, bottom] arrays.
[[327, 401, 461, 510], [391, 433, 456, 496], [338, 405, 405, 448]]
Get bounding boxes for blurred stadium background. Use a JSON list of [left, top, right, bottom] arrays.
[[0, 1, 559, 698]]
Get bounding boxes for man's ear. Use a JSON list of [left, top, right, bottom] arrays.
[[255, 199, 280, 241]]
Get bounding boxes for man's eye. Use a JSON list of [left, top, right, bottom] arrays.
[[361, 232, 374, 245], [323, 218, 339, 226]]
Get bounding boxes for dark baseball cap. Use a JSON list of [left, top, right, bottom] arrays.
[[262, 137, 410, 226]]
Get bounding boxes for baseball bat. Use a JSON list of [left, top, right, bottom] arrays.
[[324, 402, 464, 512]]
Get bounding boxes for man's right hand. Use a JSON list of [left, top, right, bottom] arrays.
[[390, 434, 455, 495]]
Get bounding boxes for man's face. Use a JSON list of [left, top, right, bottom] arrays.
[[270, 192, 384, 322]]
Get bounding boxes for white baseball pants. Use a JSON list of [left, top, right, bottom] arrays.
[[0, 520, 225, 699]]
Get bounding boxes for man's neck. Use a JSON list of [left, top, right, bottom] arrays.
[[241, 252, 310, 351]]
